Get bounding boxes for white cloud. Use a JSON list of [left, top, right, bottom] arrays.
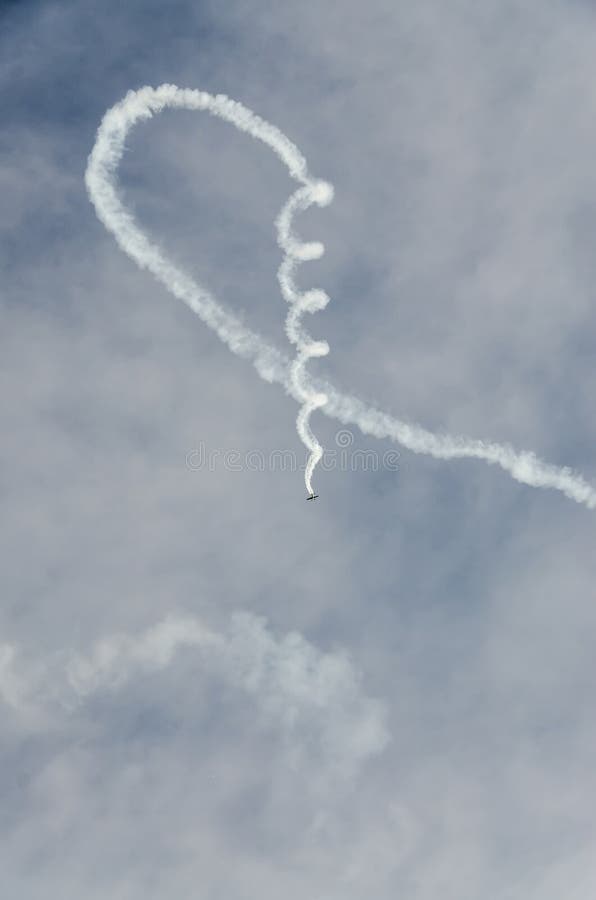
[[2, 611, 389, 776]]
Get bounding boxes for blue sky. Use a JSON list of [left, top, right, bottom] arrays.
[[2, 1, 596, 897]]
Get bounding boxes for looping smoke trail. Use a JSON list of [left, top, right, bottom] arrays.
[[86, 84, 596, 510], [276, 182, 334, 494], [84, 83, 331, 495]]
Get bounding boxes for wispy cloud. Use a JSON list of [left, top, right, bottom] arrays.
[[2, 611, 389, 776]]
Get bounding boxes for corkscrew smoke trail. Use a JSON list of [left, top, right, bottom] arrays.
[[86, 84, 331, 495]]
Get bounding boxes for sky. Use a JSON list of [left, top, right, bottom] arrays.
[[2, 0, 596, 897]]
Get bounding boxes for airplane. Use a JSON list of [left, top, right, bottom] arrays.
[[306, 493, 319, 501]]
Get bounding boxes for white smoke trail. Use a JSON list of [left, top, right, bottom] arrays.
[[85, 84, 331, 496], [85, 84, 596, 510], [276, 182, 334, 493]]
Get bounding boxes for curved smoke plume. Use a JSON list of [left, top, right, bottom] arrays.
[[85, 85, 596, 510]]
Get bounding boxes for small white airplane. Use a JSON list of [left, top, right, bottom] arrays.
[[306, 493, 319, 501]]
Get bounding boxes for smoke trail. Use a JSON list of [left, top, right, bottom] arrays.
[[276, 183, 334, 494], [85, 85, 596, 510], [85, 84, 331, 496]]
